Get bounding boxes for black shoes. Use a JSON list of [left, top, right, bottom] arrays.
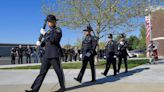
[[101, 72, 107, 76], [90, 79, 96, 83], [25, 90, 34, 92], [74, 77, 96, 83], [74, 77, 82, 83], [54, 88, 66, 92]]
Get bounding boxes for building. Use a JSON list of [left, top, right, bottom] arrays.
[[151, 6, 164, 57], [0, 43, 35, 57]]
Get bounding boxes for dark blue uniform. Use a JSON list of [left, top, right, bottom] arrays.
[[75, 35, 97, 82], [31, 26, 65, 92], [117, 41, 129, 73], [17, 47, 24, 64], [25, 47, 32, 63], [102, 40, 117, 76], [11, 48, 16, 64]]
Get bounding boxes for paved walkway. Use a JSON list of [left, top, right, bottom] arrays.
[[0, 59, 164, 92]]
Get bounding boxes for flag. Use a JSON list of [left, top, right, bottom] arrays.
[[145, 15, 152, 45]]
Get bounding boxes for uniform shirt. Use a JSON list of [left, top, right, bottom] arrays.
[[42, 26, 63, 58], [17, 48, 24, 56], [105, 40, 117, 57], [81, 35, 97, 57], [25, 48, 31, 55], [11, 49, 16, 57], [117, 41, 128, 56]]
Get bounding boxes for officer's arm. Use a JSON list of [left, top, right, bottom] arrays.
[[114, 41, 118, 54], [89, 36, 97, 54], [105, 44, 108, 56], [91, 36, 97, 50], [123, 41, 129, 48], [50, 28, 62, 44]]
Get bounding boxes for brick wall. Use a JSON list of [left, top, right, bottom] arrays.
[[151, 10, 164, 57]]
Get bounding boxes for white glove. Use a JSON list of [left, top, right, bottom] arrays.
[[80, 54, 82, 58], [120, 41, 124, 45], [36, 41, 41, 46], [86, 52, 91, 57], [40, 28, 46, 35], [114, 55, 117, 58]]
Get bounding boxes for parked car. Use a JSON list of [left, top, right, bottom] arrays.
[[128, 50, 146, 57]]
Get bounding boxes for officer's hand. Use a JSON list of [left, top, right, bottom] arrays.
[[40, 28, 46, 35], [120, 41, 124, 45], [86, 52, 91, 57], [114, 55, 117, 58], [36, 41, 41, 46]]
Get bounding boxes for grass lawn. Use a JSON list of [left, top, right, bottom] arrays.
[[0, 59, 149, 69]]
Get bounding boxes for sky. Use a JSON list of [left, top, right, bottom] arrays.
[[0, 0, 83, 46], [0, 0, 144, 46]]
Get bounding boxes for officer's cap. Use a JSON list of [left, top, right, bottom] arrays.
[[108, 34, 113, 38], [83, 25, 93, 32], [46, 14, 58, 22], [120, 33, 125, 38], [83, 29, 92, 32]]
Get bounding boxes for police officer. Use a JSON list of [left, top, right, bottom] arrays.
[[11, 47, 16, 64], [17, 45, 24, 64], [117, 34, 129, 73], [25, 14, 65, 92], [25, 45, 31, 64], [101, 34, 117, 76], [74, 25, 97, 83]]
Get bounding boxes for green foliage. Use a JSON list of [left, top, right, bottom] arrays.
[[138, 25, 146, 50], [99, 41, 106, 49], [128, 35, 140, 50], [1, 59, 149, 69], [41, 0, 150, 40]]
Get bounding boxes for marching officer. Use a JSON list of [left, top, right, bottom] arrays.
[[101, 34, 117, 76], [25, 14, 65, 92], [117, 34, 129, 73], [74, 25, 97, 83]]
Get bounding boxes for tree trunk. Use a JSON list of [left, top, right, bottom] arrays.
[[95, 27, 100, 65]]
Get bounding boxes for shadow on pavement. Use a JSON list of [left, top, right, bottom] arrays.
[[156, 60, 164, 64], [66, 67, 150, 91]]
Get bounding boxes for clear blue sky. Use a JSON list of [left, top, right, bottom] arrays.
[[0, 0, 143, 46], [0, 0, 82, 46]]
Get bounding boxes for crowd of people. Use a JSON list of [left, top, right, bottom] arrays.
[[10, 45, 83, 64], [10, 45, 43, 64]]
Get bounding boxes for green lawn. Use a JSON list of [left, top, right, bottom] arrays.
[[0, 59, 149, 70]]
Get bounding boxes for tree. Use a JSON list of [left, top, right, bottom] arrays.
[[63, 44, 72, 50], [99, 41, 106, 49], [42, 0, 149, 39], [127, 35, 140, 50], [74, 38, 82, 49], [41, 0, 162, 60], [138, 25, 146, 50]]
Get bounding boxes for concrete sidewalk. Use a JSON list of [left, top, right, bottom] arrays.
[[0, 59, 164, 92]]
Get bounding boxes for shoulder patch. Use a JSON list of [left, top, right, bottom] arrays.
[[92, 36, 98, 41], [56, 27, 62, 33]]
